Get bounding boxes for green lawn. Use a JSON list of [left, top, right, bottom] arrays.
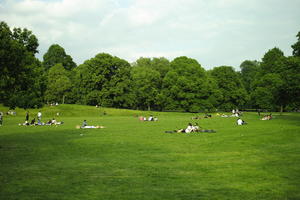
[[0, 105, 300, 200]]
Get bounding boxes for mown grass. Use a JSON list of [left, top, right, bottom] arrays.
[[0, 104, 299, 200]]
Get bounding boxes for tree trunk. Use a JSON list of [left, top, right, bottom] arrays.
[[280, 105, 283, 115], [62, 95, 65, 104]]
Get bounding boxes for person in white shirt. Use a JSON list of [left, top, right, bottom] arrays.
[[185, 123, 194, 133], [237, 118, 246, 125], [37, 111, 42, 121], [148, 115, 153, 121]]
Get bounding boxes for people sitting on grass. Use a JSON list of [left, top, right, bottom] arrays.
[[77, 120, 105, 129], [49, 118, 63, 125], [148, 115, 153, 121], [165, 123, 216, 133], [19, 121, 30, 126], [30, 118, 36, 125], [139, 116, 158, 121], [18, 118, 62, 126], [261, 114, 272, 120], [237, 118, 247, 125], [204, 113, 212, 118]]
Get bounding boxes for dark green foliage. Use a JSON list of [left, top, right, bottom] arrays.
[[250, 47, 300, 111], [130, 57, 171, 110], [261, 47, 285, 74], [161, 56, 218, 112], [12, 27, 39, 54], [131, 66, 161, 110], [72, 53, 131, 106], [0, 21, 43, 109], [210, 66, 248, 110], [291, 31, 300, 57], [281, 56, 300, 108], [240, 60, 260, 92], [45, 63, 72, 104], [43, 44, 76, 71], [251, 73, 284, 110], [1, 20, 299, 112]]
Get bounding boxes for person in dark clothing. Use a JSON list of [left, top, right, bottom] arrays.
[[26, 111, 29, 121]]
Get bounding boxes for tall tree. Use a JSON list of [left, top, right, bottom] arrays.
[[240, 60, 260, 92], [0, 21, 43, 108], [251, 47, 288, 112], [131, 66, 161, 110], [251, 73, 284, 110], [210, 66, 248, 110], [260, 47, 285, 74], [45, 63, 72, 104], [72, 53, 131, 106], [161, 56, 218, 112], [133, 57, 170, 79], [281, 56, 300, 109], [291, 31, 300, 57], [43, 44, 76, 71]]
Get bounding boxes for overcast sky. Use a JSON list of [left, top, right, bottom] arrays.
[[1, 0, 300, 69]]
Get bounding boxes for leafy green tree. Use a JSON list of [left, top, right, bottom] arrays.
[[261, 47, 285, 74], [161, 56, 218, 112], [45, 63, 72, 104], [281, 56, 300, 109], [291, 31, 300, 57], [251, 47, 287, 111], [73, 53, 131, 106], [99, 66, 134, 108], [12, 27, 39, 54], [240, 60, 260, 92], [0, 21, 43, 108], [43, 44, 76, 71], [131, 57, 171, 110], [210, 66, 248, 110], [251, 73, 284, 110], [133, 57, 170, 79], [131, 66, 161, 110]]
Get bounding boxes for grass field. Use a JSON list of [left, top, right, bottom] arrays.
[[0, 104, 300, 200]]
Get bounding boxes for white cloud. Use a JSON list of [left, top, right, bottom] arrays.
[[0, 0, 300, 69]]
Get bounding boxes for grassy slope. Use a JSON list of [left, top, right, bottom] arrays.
[[0, 105, 299, 200]]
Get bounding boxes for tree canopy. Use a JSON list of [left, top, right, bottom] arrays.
[[1, 21, 299, 112], [43, 44, 77, 71], [0, 21, 43, 109]]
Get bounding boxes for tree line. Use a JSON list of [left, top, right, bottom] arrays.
[[1, 21, 299, 112]]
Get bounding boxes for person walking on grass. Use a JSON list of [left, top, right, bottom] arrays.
[[0, 112, 3, 126]]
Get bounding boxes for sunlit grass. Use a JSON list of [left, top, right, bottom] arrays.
[[0, 105, 299, 200]]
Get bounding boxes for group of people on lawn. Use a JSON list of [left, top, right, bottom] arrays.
[[0, 107, 275, 132], [19, 111, 63, 126], [139, 115, 158, 121]]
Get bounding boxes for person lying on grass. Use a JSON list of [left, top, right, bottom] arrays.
[[165, 123, 216, 133], [261, 114, 273, 120], [76, 120, 105, 129], [45, 118, 63, 125]]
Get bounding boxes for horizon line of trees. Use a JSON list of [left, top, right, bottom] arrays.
[[1, 21, 300, 112]]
